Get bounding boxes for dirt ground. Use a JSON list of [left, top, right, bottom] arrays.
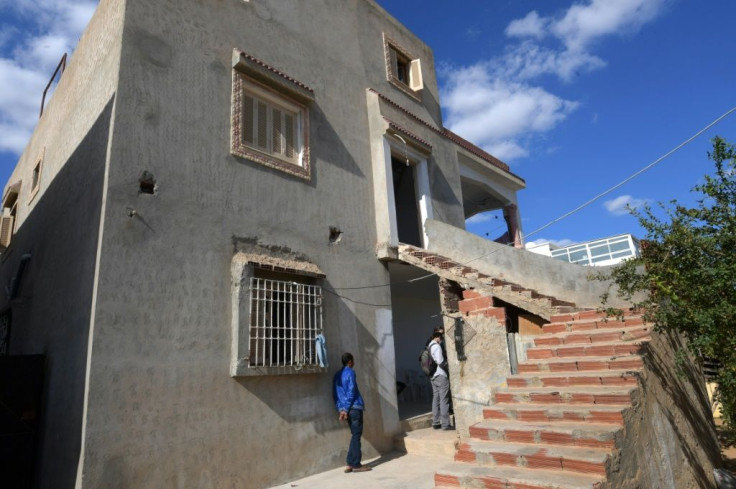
[[716, 419, 736, 472]]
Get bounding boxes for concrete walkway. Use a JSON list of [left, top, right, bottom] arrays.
[[267, 451, 447, 489]]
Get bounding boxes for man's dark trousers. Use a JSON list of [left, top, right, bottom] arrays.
[[347, 408, 363, 467]]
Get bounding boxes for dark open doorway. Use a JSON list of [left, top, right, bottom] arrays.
[[391, 157, 422, 247]]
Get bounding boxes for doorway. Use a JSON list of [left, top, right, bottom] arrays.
[[391, 157, 422, 247]]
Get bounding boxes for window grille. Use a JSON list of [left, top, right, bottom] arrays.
[[249, 277, 323, 368]]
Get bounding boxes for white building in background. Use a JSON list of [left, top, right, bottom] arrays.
[[526, 234, 641, 267]]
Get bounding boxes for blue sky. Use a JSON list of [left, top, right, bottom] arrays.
[[1, 0, 735, 248]]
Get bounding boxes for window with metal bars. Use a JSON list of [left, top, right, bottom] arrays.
[[248, 277, 323, 368]]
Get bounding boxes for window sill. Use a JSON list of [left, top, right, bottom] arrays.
[[231, 362, 328, 377]]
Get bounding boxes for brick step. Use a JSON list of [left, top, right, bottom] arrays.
[[542, 316, 645, 334], [525, 339, 650, 360], [493, 385, 637, 406], [468, 419, 621, 449], [435, 463, 604, 489], [454, 440, 610, 475], [550, 309, 626, 322], [517, 354, 644, 373], [507, 370, 640, 388], [533, 325, 651, 346], [483, 402, 626, 425]]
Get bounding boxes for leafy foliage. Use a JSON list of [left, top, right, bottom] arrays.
[[598, 137, 736, 428]]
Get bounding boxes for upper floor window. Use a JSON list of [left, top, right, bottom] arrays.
[[383, 34, 424, 98], [0, 184, 20, 253], [231, 49, 314, 180], [29, 148, 44, 203]]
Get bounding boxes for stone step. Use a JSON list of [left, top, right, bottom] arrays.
[[468, 419, 621, 449], [533, 325, 651, 346], [517, 354, 644, 373], [542, 316, 646, 334], [550, 310, 620, 322], [455, 440, 610, 475], [507, 370, 640, 388], [435, 463, 604, 489], [493, 385, 637, 406], [525, 339, 650, 360], [483, 402, 626, 425], [394, 426, 458, 459]]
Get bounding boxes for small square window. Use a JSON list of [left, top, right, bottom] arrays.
[[383, 34, 424, 98], [29, 148, 44, 203]]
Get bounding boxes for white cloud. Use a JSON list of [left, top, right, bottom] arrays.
[[440, 0, 665, 162], [551, 0, 665, 52], [466, 213, 493, 224], [0, 0, 97, 155], [506, 11, 548, 40], [442, 65, 578, 161], [604, 195, 649, 216], [525, 238, 576, 248]]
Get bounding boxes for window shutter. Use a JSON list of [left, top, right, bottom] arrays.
[[272, 108, 284, 156], [409, 59, 424, 91], [242, 94, 255, 145], [0, 211, 14, 250], [256, 100, 269, 150], [389, 48, 399, 78], [284, 113, 295, 159]]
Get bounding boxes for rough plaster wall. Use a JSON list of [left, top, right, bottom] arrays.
[[425, 219, 637, 308], [604, 330, 720, 489], [75, 0, 450, 487], [442, 315, 511, 438], [0, 1, 125, 488]]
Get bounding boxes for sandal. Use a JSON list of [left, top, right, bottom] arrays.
[[350, 466, 372, 472]]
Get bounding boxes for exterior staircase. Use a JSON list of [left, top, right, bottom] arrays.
[[398, 245, 576, 320], [434, 306, 651, 489]]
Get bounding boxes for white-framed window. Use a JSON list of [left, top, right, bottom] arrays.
[[231, 72, 311, 180], [248, 276, 323, 368], [0, 184, 20, 252], [383, 34, 424, 97]]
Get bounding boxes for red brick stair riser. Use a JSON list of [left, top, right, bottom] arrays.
[[525, 341, 649, 360], [517, 356, 644, 374], [533, 326, 651, 346], [483, 404, 625, 425], [493, 389, 635, 406], [454, 443, 609, 476], [468, 424, 618, 449], [506, 372, 639, 389], [541, 317, 646, 335]]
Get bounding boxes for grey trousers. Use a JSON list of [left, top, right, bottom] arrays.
[[431, 374, 451, 428]]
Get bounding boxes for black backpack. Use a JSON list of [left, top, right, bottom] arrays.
[[419, 344, 437, 377]]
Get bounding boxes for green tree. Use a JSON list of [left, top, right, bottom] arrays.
[[599, 136, 736, 428]]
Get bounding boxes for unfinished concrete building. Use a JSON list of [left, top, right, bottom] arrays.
[[0, 1, 722, 488]]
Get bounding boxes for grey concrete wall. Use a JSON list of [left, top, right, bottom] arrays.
[[425, 219, 635, 309], [442, 314, 511, 438], [604, 331, 720, 489], [0, 1, 125, 488], [76, 1, 455, 488]]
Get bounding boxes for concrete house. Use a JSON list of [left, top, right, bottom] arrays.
[[1, 1, 722, 488], [0, 1, 524, 488]]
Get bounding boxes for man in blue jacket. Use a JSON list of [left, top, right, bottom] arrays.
[[333, 352, 372, 473]]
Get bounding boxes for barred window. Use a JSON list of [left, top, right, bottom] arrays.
[[248, 277, 323, 368]]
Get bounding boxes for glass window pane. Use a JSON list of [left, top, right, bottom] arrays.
[[569, 250, 588, 262], [611, 250, 632, 259], [609, 241, 631, 252], [589, 245, 610, 257]]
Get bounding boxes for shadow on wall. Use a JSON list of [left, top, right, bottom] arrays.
[[234, 292, 399, 484], [611, 330, 720, 488], [0, 96, 115, 489]]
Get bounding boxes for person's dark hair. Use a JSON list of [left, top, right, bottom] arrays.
[[432, 330, 443, 339], [341, 352, 354, 366]]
